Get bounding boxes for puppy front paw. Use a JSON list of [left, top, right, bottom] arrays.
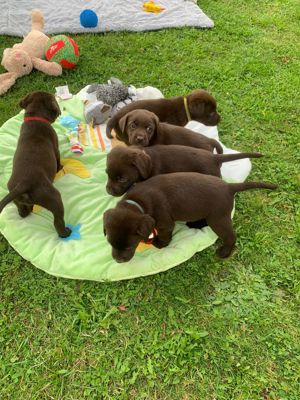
[[152, 237, 170, 249], [216, 245, 234, 259], [59, 227, 72, 238]]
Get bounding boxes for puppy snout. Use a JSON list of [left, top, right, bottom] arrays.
[[114, 254, 133, 263], [106, 184, 116, 196], [115, 256, 129, 263], [136, 135, 144, 144]]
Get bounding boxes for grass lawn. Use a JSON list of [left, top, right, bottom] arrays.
[[0, 0, 299, 398]]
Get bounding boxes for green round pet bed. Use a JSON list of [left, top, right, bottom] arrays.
[[0, 96, 251, 281]]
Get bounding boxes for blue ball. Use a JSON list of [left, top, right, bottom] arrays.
[[80, 9, 98, 28]]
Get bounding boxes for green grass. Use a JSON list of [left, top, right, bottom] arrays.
[[0, 0, 299, 398]]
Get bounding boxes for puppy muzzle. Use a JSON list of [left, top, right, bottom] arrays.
[[129, 133, 149, 146]]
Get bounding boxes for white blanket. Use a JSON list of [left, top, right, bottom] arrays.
[[0, 0, 214, 36]]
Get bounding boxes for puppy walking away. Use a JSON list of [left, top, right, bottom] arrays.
[[0, 91, 71, 238]]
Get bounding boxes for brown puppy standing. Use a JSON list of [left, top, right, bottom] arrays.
[[103, 173, 277, 263], [106, 89, 220, 140], [112, 109, 223, 153], [106, 145, 263, 196], [0, 91, 71, 238]]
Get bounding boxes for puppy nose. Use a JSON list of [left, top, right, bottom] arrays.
[[136, 136, 144, 143], [115, 256, 128, 263]]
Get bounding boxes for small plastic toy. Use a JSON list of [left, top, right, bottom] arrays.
[[143, 1, 166, 13], [59, 115, 84, 154]]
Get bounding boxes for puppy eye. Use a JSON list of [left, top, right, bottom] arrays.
[[117, 176, 127, 183], [146, 126, 153, 133], [130, 122, 136, 129]]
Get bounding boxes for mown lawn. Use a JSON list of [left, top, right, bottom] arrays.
[[0, 0, 299, 398]]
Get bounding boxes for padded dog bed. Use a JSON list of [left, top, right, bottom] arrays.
[[0, 96, 251, 282], [0, 0, 213, 36]]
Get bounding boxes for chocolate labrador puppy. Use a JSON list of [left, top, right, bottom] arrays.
[[111, 109, 223, 153], [103, 173, 277, 263], [106, 145, 263, 196], [106, 89, 220, 139], [0, 91, 71, 238]]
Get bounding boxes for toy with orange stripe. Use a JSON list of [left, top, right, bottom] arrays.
[[59, 115, 84, 155]]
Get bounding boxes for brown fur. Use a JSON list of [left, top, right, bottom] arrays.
[[106, 89, 220, 139], [0, 91, 71, 238], [106, 145, 263, 196], [111, 109, 223, 154], [103, 173, 277, 263]]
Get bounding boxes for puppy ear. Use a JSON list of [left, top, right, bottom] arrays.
[[118, 113, 129, 135], [19, 93, 33, 109], [132, 151, 152, 179], [188, 96, 205, 119], [49, 99, 61, 119], [152, 113, 159, 133], [136, 215, 155, 239]]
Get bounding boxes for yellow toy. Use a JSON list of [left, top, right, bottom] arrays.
[[143, 1, 166, 13]]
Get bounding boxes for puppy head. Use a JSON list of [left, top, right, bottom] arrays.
[[103, 208, 155, 263], [106, 146, 152, 196], [187, 89, 220, 126], [118, 109, 159, 146], [19, 91, 61, 122]]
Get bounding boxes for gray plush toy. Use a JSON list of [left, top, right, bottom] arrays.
[[87, 78, 130, 106], [84, 101, 112, 127]]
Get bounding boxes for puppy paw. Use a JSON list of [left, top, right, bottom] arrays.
[[152, 237, 170, 249], [59, 227, 72, 238], [216, 245, 234, 259], [18, 205, 32, 218]]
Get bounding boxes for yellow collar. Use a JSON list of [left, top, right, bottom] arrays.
[[183, 97, 192, 122]]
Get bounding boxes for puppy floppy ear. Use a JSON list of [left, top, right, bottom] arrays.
[[136, 215, 155, 239], [48, 98, 61, 119], [151, 113, 159, 135], [187, 91, 205, 119], [103, 209, 114, 237], [131, 150, 152, 179], [118, 113, 129, 135], [19, 93, 33, 109]]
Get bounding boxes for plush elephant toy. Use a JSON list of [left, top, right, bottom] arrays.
[[0, 9, 62, 95]]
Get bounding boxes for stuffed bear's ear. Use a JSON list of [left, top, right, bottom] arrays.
[[0, 72, 17, 96], [19, 93, 33, 109]]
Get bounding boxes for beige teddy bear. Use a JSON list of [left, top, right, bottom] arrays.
[[0, 9, 62, 95]]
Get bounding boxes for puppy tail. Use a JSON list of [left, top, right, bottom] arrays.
[[106, 116, 116, 139], [229, 181, 278, 195], [215, 152, 263, 164], [0, 184, 26, 213], [212, 140, 223, 154]]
